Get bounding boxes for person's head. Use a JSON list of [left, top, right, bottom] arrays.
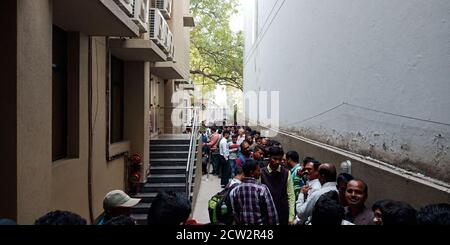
[[0, 219, 16, 225], [211, 126, 217, 133], [336, 173, 354, 206], [256, 137, 262, 145], [238, 128, 245, 136], [345, 179, 368, 209], [217, 128, 223, 135], [231, 134, 238, 143], [234, 167, 245, 181], [260, 138, 269, 147], [302, 157, 316, 168], [103, 190, 141, 217], [104, 215, 136, 225], [34, 211, 87, 225], [240, 141, 251, 157], [223, 130, 230, 139], [303, 160, 321, 181], [372, 200, 416, 225], [255, 132, 261, 138], [246, 135, 253, 142], [253, 146, 265, 160], [285, 151, 300, 169], [147, 192, 191, 225], [416, 203, 450, 225], [267, 146, 285, 170], [311, 191, 345, 225], [318, 163, 337, 185], [242, 160, 261, 179]]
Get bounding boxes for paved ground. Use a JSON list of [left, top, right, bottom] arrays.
[[192, 174, 222, 224]]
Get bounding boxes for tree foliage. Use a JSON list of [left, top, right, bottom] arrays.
[[190, 0, 244, 91]]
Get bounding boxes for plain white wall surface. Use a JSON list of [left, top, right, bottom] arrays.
[[243, 0, 450, 182]]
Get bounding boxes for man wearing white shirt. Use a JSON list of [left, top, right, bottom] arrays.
[[219, 130, 231, 188], [296, 160, 322, 213], [296, 163, 338, 224], [236, 128, 246, 145]]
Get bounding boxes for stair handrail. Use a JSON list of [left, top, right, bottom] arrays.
[[186, 107, 200, 199]]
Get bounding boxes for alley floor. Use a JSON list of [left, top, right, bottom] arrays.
[[192, 174, 222, 224]]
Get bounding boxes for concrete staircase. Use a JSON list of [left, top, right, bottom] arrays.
[[130, 137, 196, 225]]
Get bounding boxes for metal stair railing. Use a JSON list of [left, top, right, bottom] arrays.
[[185, 107, 200, 198]]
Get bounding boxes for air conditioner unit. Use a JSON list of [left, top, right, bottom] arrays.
[[114, 0, 134, 16], [167, 43, 175, 61], [132, 0, 150, 32], [164, 28, 172, 53], [156, 0, 173, 19], [149, 8, 165, 47]]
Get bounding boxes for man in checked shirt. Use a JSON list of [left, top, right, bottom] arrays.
[[230, 159, 279, 225]]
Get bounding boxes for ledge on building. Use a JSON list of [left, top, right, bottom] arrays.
[[109, 39, 167, 62], [151, 61, 189, 80], [53, 0, 140, 37]]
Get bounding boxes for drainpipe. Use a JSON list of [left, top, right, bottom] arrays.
[[87, 37, 94, 224]]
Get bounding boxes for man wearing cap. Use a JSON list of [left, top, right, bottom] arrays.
[[94, 190, 141, 225]]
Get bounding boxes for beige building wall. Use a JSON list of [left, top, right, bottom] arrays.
[[16, 0, 53, 224], [1, 0, 191, 224], [168, 0, 191, 73]]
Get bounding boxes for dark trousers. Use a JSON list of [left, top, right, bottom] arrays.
[[211, 152, 220, 175], [220, 155, 231, 187]]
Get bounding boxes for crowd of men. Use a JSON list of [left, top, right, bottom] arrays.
[[200, 125, 450, 225], [1, 125, 448, 226]]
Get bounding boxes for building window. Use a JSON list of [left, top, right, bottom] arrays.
[[52, 26, 68, 161], [110, 55, 125, 144], [52, 26, 80, 162]]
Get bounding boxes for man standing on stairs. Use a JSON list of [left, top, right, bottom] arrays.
[[261, 146, 296, 225], [219, 130, 231, 188]]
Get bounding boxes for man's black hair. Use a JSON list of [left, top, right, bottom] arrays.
[[34, 211, 87, 225], [147, 192, 192, 225], [311, 191, 344, 225], [223, 130, 230, 136], [337, 173, 354, 185], [242, 159, 258, 177], [372, 200, 417, 225], [311, 160, 322, 171], [303, 157, 316, 165], [231, 134, 238, 139], [267, 146, 284, 158], [351, 179, 368, 196], [416, 203, 450, 225], [211, 126, 217, 132], [319, 164, 337, 183], [286, 151, 300, 163], [104, 215, 136, 225], [217, 128, 223, 134], [235, 166, 244, 175], [253, 146, 264, 153]]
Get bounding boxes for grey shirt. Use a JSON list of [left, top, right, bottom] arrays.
[[344, 206, 374, 225]]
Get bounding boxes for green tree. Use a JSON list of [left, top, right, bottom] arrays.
[[190, 0, 244, 91]]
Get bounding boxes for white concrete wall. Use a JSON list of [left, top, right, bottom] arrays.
[[244, 0, 450, 182]]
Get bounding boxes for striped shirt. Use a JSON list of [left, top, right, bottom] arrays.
[[230, 178, 279, 225]]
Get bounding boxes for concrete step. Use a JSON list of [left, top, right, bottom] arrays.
[[131, 202, 152, 215], [133, 192, 158, 203], [150, 158, 188, 166], [150, 144, 190, 152], [143, 182, 187, 193], [147, 174, 186, 183], [150, 165, 188, 175], [130, 214, 147, 225], [151, 140, 191, 145], [150, 151, 190, 159]]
